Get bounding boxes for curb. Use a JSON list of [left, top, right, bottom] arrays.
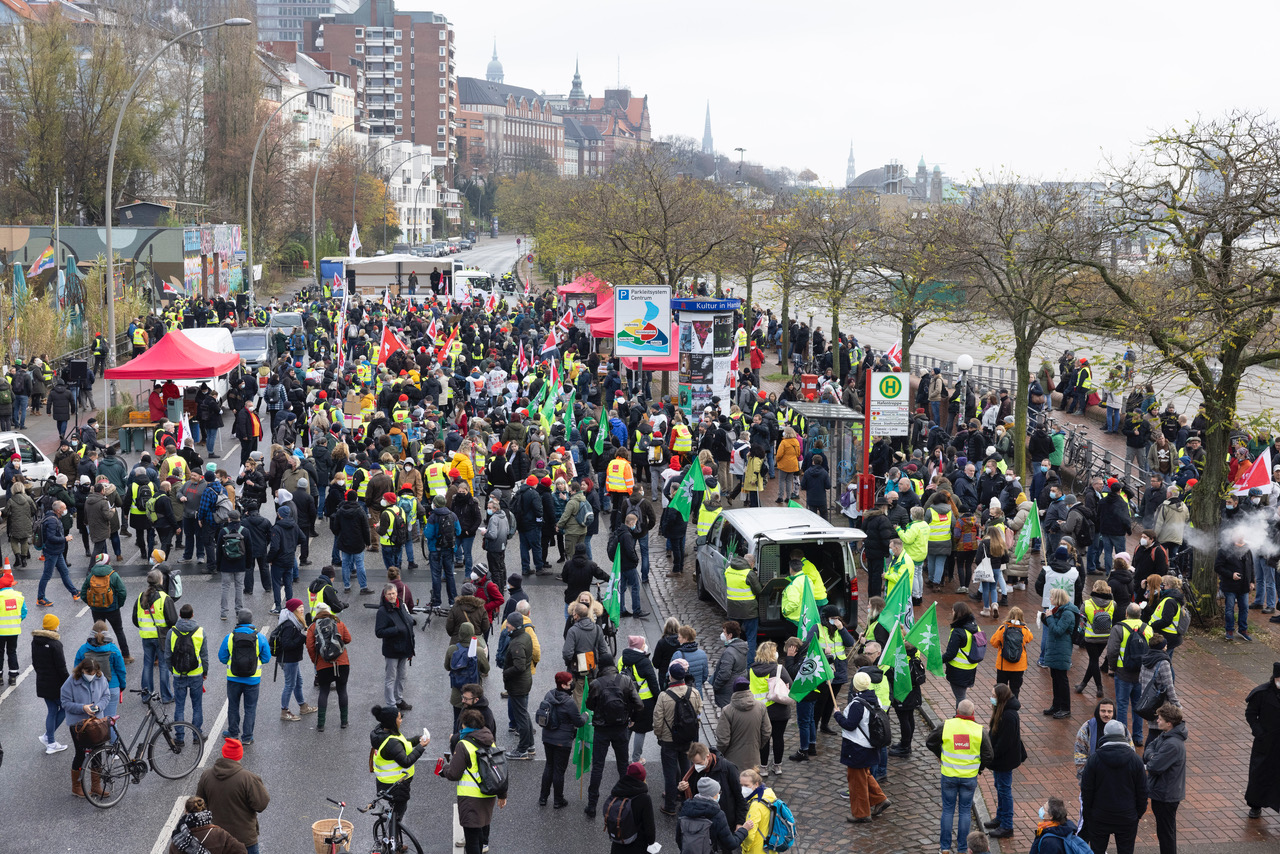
[[919, 698, 1002, 854]]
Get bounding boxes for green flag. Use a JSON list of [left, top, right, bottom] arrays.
[[788, 578, 834, 702], [787, 499, 804, 509], [905, 601, 945, 677], [878, 621, 913, 703], [876, 573, 911, 636], [1013, 506, 1042, 561], [539, 384, 558, 433], [602, 542, 622, 625], [560, 389, 576, 437], [667, 462, 707, 522], [593, 404, 608, 455], [572, 677, 593, 779]]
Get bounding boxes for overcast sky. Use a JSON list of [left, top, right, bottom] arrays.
[[402, 0, 1280, 186]]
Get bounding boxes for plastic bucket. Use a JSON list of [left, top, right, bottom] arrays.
[[311, 819, 353, 854]]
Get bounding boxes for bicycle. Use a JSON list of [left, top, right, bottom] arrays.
[[362, 789, 424, 854], [81, 688, 205, 808], [318, 798, 353, 854]]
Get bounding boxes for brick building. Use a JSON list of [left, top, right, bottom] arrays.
[[303, 0, 457, 169], [457, 75, 564, 176]]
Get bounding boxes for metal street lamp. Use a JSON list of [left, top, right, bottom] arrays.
[[311, 120, 366, 287], [102, 16, 250, 414], [380, 151, 433, 250], [246, 82, 334, 301]]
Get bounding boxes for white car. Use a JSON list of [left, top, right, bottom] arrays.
[[0, 431, 55, 484]]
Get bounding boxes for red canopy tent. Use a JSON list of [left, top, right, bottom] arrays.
[[104, 331, 240, 380], [621, 323, 680, 371], [556, 274, 609, 296], [585, 301, 614, 337]]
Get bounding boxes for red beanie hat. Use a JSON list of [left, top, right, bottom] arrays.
[[222, 738, 244, 761], [317, 391, 327, 400], [526, 475, 539, 487]]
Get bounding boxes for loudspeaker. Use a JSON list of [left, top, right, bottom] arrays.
[[66, 359, 88, 384], [346, 269, 356, 293]]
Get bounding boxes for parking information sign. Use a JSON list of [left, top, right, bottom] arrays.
[[613, 285, 672, 357], [869, 371, 909, 436]]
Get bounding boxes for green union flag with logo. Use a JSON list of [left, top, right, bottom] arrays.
[[788, 578, 833, 702], [1013, 505, 1041, 561], [572, 676, 593, 779], [667, 462, 706, 522]]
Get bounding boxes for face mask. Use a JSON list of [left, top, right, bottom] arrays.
[[488, 508, 495, 515], [1253, 497, 1262, 505], [719, 633, 728, 645], [990, 697, 998, 706], [84, 673, 96, 683], [1140, 538, 1149, 547], [693, 763, 707, 773], [1275, 680, 1280, 690], [1038, 806, 1047, 820], [1005, 475, 1014, 482], [1049, 491, 1059, 500], [1040, 465, 1049, 473], [741, 785, 754, 797]]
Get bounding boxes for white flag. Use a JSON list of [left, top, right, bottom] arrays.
[[348, 223, 362, 257]]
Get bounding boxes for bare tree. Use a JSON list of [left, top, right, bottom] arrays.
[[763, 195, 814, 366]]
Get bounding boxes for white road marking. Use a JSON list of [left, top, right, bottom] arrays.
[[221, 446, 236, 461], [77, 604, 89, 618], [0, 665, 31, 706], [146, 697, 228, 854]]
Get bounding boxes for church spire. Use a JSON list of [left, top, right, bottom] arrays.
[[702, 101, 713, 155], [485, 39, 503, 83], [568, 57, 585, 107], [845, 140, 856, 187]]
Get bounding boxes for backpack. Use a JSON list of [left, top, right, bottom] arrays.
[[1089, 604, 1113, 638], [1071, 610, 1088, 647], [145, 495, 160, 523], [1120, 623, 1149, 672], [504, 509, 517, 541], [220, 526, 245, 562], [389, 508, 409, 546], [665, 688, 700, 746], [214, 493, 233, 525], [858, 695, 892, 749], [86, 572, 116, 609], [956, 514, 980, 551], [135, 482, 153, 511], [228, 632, 260, 678], [908, 653, 927, 689], [1061, 832, 1094, 854], [966, 629, 987, 663], [82, 648, 113, 683], [594, 673, 632, 727], [1000, 625, 1024, 663], [449, 645, 479, 689], [0, 384, 11, 407], [169, 628, 199, 675], [433, 511, 453, 551], [604, 795, 638, 844], [676, 815, 714, 854], [1135, 673, 1168, 721], [606, 528, 620, 561], [762, 796, 799, 853], [315, 616, 345, 662], [267, 622, 288, 658], [535, 691, 559, 729], [467, 741, 509, 798], [168, 567, 184, 600], [575, 497, 594, 528]]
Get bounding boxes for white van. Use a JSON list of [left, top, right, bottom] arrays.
[[695, 507, 865, 639], [175, 327, 236, 399]]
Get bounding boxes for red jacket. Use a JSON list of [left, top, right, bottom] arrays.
[[750, 342, 764, 370], [476, 578, 504, 620]]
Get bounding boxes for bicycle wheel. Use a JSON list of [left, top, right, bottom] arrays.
[[148, 721, 204, 779], [83, 744, 131, 808], [372, 818, 424, 854]]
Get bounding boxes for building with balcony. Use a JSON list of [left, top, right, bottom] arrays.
[[457, 74, 563, 176], [371, 140, 443, 244]]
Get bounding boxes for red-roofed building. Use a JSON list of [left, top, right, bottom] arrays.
[[558, 62, 650, 173]]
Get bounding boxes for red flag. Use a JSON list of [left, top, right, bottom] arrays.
[[1233, 448, 1272, 495], [752, 312, 764, 335], [485, 293, 498, 313], [378, 324, 408, 364], [540, 329, 558, 357], [517, 341, 529, 374], [523, 278, 531, 297], [887, 342, 902, 368], [557, 308, 574, 331], [425, 318, 439, 342], [435, 327, 457, 362]]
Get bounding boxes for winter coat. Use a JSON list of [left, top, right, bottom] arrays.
[[800, 463, 830, 507], [61, 673, 110, 727], [672, 640, 709, 691], [305, 615, 352, 670], [1153, 499, 1188, 546], [273, 613, 307, 664], [715, 689, 771, 774], [1108, 566, 1137, 610], [1143, 721, 1187, 802], [989, 621, 1033, 672], [47, 383, 74, 420], [862, 509, 895, 558], [80, 561, 128, 613], [31, 629, 68, 700], [833, 690, 880, 769], [446, 595, 490, 643], [167, 815, 247, 854], [561, 555, 609, 604], [502, 623, 534, 696], [942, 615, 982, 689], [1081, 735, 1148, 827], [652, 632, 681, 689], [676, 795, 748, 854], [374, 598, 416, 660], [482, 507, 509, 552], [775, 437, 800, 473], [711, 638, 750, 708], [6, 491, 36, 539], [1041, 603, 1080, 671], [265, 507, 299, 569], [440, 728, 497, 828], [75, 636, 128, 691], [195, 758, 271, 847], [1215, 546, 1255, 595], [539, 686, 588, 747], [561, 616, 609, 669], [989, 695, 1028, 772], [678, 748, 747, 829], [332, 500, 371, 554], [1139, 650, 1179, 708], [607, 773, 657, 854], [653, 681, 703, 745], [84, 492, 116, 545], [1097, 490, 1133, 537], [1036, 554, 1084, 609]]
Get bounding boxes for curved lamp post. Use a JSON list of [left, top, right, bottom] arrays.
[[246, 83, 334, 302], [349, 141, 397, 253], [311, 120, 365, 287], [103, 16, 251, 413], [380, 151, 434, 250]]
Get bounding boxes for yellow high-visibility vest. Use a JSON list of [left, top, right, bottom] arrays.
[[1083, 599, 1115, 642], [373, 733, 416, 784], [724, 567, 755, 603], [0, 589, 24, 636], [940, 717, 983, 778], [168, 626, 205, 676], [454, 739, 493, 799], [135, 591, 170, 639]]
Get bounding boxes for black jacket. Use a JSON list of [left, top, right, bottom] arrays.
[[607, 774, 657, 854], [585, 665, 644, 729], [274, 616, 307, 664], [561, 554, 609, 604], [333, 500, 371, 554], [374, 599, 416, 660], [539, 686, 588, 747], [241, 512, 271, 558], [989, 696, 1027, 772], [676, 796, 748, 854], [31, 629, 68, 701], [1097, 491, 1133, 537], [862, 510, 895, 558], [1081, 735, 1148, 826], [516, 485, 543, 532], [1215, 546, 1254, 594], [678, 749, 748, 834], [265, 507, 300, 569]]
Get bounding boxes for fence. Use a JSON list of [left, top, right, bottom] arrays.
[[907, 353, 1150, 503]]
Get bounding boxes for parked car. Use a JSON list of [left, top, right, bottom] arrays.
[[695, 507, 863, 638], [231, 328, 271, 370]]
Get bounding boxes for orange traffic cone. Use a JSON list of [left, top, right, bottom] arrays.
[[2, 557, 11, 575]]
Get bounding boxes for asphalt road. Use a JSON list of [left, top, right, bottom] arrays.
[[0, 465, 667, 853]]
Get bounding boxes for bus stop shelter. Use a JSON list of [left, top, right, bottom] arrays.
[[782, 400, 864, 492]]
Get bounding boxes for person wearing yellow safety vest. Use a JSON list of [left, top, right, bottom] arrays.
[[724, 555, 763, 662], [925, 699, 993, 853], [787, 546, 827, 608], [1077, 580, 1115, 698], [1070, 356, 1092, 414], [778, 558, 812, 628], [217, 608, 272, 744], [924, 495, 955, 589], [940, 601, 982, 705], [1147, 575, 1185, 657], [424, 453, 450, 499], [0, 566, 27, 685], [896, 506, 930, 606], [883, 538, 916, 611], [669, 419, 692, 463], [132, 569, 177, 703], [620, 634, 660, 762], [1105, 602, 1155, 746], [440, 707, 505, 852], [696, 493, 723, 546], [605, 449, 635, 530], [816, 604, 855, 734], [168, 602, 209, 745], [369, 703, 429, 824], [132, 325, 149, 357]]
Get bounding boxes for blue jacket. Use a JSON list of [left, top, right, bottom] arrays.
[[217, 624, 272, 685], [424, 507, 460, 553], [74, 638, 128, 691], [40, 510, 66, 555], [1042, 603, 1080, 670], [671, 641, 708, 691]]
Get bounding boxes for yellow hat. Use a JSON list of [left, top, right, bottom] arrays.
[[42, 614, 59, 630]]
